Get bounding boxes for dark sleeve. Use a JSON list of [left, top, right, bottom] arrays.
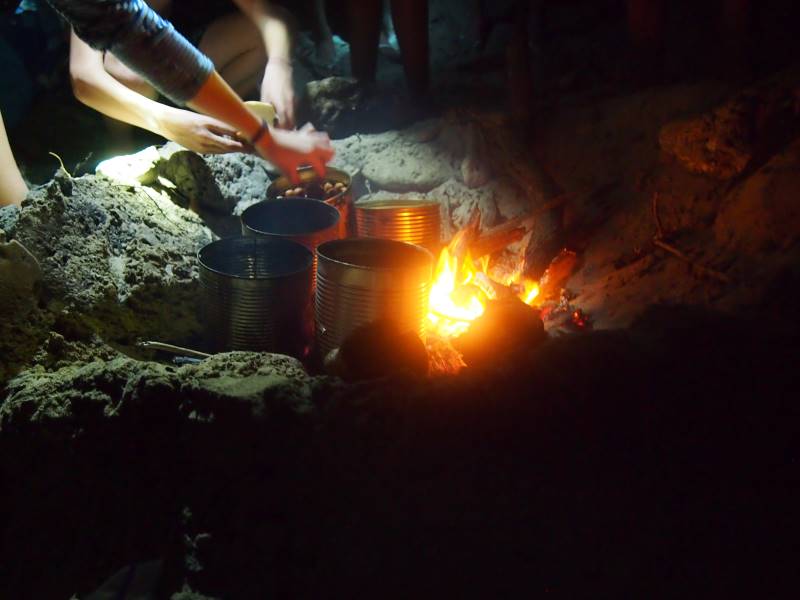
[[46, 0, 214, 104]]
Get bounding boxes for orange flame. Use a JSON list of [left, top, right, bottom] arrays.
[[427, 231, 540, 339]]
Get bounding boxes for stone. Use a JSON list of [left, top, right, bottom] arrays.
[[0, 203, 19, 234], [335, 125, 458, 193], [303, 76, 365, 138], [714, 138, 800, 256], [460, 124, 492, 189], [11, 174, 213, 345], [203, 151, 272, 216], [432, 178, 499, 231], [1, 352, 315, 428], [0, 237, 41, 320], [658, 107, 752, 180], [659, 71, 800, 179]]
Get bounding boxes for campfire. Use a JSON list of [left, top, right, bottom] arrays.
[[418, 206, 587, 375], [427, 225, 540, 339]]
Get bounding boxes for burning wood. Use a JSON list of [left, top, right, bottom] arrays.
[[537, 249, 579, 300]]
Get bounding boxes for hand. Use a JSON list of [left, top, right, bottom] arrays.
[[158, 108, 245, 154], [260, 58, 295, 129], [255, 123, 334, 183]]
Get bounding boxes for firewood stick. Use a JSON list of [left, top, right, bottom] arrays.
[[653, 239, 732, 283], [651, 192, 732, 284], [469, 193, 570, 258], [471, 225, 528, 258], [450, 206, 482, 262]]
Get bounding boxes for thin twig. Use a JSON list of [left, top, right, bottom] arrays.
[[137, 341, 211, 359], [652, 191, 664, 239], [651, 192, 732, 284], [48, 152, 72, 178]]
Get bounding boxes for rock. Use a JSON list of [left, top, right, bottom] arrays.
[[181, 352, 314, 417], [659, 71, 800, 179], [99, 143, 274, 216], [333, 123, 458, 193], [453, 297, 547, 368], [203, 152, 272, 216], [95, 145, 161, 186], [460, 124, 492, 189], [714, 138, 800, 256], [156, 143, 213, 209], [303, 76, 365, 138], [1, 352, 315, 428], [658, 105, 752, 180], [0, 238, 41, 320], [11, 174, 213, 345], [431, 178, 499, 231], [0, 203, 19, 234], [324, 320, 429, 382]]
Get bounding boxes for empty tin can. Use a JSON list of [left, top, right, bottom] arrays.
[[198, 236, 313, 356], [355, 199, 442, 252], [315, 238, 433, 360]]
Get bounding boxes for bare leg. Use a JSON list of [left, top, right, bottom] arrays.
[[719, 0, 752, 79], [103, 11, 267, 100], [390, 0, 429, 96], [345, 0, 382, 84], [311, 0, 336, 64], [626, 0, 666, 81], [199, 11, 267, 98], [626, 0, 665, 55], [721, 0, 752, 38], [0, 112, 28, 208], [506, 0, 533, 127]]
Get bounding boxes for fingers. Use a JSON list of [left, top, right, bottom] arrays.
[[204, 132, 246, 154], [274, 99, 295, 130], [308, 154, 327, 179], [286, 164, 301, 184], [283, 98, 296, 130], [206, 120, 239, 138]]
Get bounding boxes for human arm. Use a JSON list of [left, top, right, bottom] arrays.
[[0, 112, 27, 207], [230, 0, 296, 127], [48, 0, 331, 176], [69, 29, 245, 153], [189, 72, 331, 177]]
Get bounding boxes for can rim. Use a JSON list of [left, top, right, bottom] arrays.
[[241, 197, 340, 237], [198, 236, 313, 280], [317, 238, 433, 272], [355, 198, 441, 211]]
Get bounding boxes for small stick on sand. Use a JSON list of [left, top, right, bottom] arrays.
[[651, 192, 731, 284]]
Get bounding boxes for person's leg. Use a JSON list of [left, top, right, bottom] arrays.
[[718, 0, 752, 79], [390, 0, 429, 96], [506, 0, 533, 127], [626, 0, 666, 81], [310, 0, 336, 64], [721, 0, 752, 38], [627, 0, 665, 53], [344, 0, 382, 84], [199, 11, 267, 99], [0, 111, 27, 207]]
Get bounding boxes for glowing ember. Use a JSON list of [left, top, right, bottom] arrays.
[[427, 230, 540, 339]]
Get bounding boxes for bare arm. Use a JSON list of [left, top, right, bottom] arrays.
[[231, 0, 292, 60], [49, 0, 331, 177], [69, 30, 245, 153], [0, 112, 27, 207], [69, 30, 166, 137], [231, 0, 296, 127]]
